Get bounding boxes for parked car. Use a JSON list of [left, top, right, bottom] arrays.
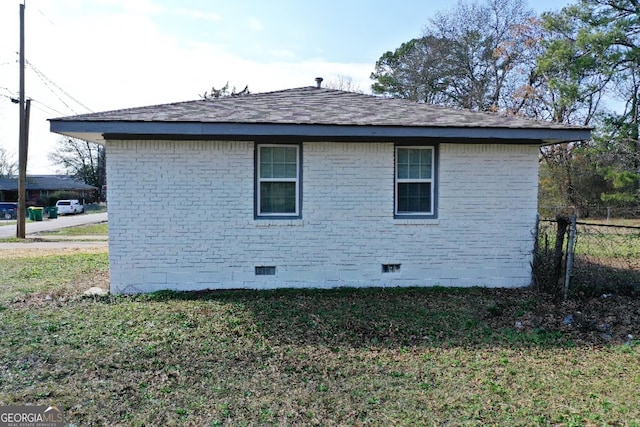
[[0, 202, 18, 220], [55, 199, 84, 215]]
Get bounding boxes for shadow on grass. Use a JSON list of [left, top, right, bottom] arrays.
[[570, 255, 640, 298], [533, 250, 640, 297], [120, 286, 576, 349]]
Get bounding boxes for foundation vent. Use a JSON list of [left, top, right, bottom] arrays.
[[255, 266, 276, 276], [382, 264, 401, 273]]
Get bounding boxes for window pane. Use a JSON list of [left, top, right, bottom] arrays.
[[284, 164, 297, 177], [285, 147, 297, 162], [397, 148, 409, 163], [259, 146, 272, 178], [259, 162, 271, 178], [397, 163, 409, 179], [397, 182, 431, 213], [261, 147, 273, 163], [272, 163, 286, 178], [397, 148, 432, 180], [276, 147, 288, 163], [260, 146, 297, 178], [420, 150, 432, 178], [260, 182, 296, 213], [397, 148, 410, 179], [408, 163, 421, 179], [406, 148, 421, 178]]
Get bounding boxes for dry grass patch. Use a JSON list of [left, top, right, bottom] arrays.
[[0, 246, 108, 259], [0, 250, 109, 303]]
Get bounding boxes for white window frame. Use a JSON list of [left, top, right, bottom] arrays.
[[256, 143, 300, 218], [395, 146, 435, 217]]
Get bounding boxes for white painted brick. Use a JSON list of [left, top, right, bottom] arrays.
[[106, 140, 539, 293]]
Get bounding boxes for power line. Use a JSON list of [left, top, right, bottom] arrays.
[[27, 60, 79, 113], [29, 65, 79, 114], [0, 87, 17, 97], [4, 84, 71, 116], [30, 102, 63, 117], [0, 94, 61, 116], [0, 93, 66, 120], [36, 7, 55, 26], [29, 97, 67, 116], [26, 60, 94, 113]]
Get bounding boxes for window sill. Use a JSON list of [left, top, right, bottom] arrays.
[[394, 218, 440, 226], [255, 220, 305, 227]]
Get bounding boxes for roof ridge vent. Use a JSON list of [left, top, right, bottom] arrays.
[[315, 77, 323, 89]]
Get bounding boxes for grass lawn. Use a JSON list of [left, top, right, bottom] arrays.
[[40, 222, 108, 236], [0, 250, 639, 425]]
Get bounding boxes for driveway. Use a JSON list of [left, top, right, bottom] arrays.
[[0, 212, 108, 239]]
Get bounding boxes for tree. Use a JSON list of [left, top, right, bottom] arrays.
[[369, 0, 640, 214], [325, 75, 363, 93], [534, 7, 614, 125], [49, 138, 106, 190], [536, 0, 640, 212], [0, 147, 17, 178], [371, 0, 537, 113], [591, 113, 640, 206], [200, 82, 250, 100], [371, 36, 459, 103]]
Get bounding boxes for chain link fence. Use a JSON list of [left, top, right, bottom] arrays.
[[534, 216, 640, 298], [539, 206, 640, 221]]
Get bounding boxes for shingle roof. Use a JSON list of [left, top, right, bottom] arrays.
[[0, 175, 98, 191], [55, 87, 581, 128], [50, 86, 591, 145]]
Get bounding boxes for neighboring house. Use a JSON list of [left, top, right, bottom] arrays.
[[0, 175, 98, 204], [50, 84, 590, 294]]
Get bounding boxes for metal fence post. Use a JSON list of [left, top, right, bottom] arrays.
[[553, 216, 569, 292], [531, 214, 540, 287], [563, 215, 577, 300]]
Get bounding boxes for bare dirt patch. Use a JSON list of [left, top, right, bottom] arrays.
[[10, 269, 110, 309], [478, 288, 640, 346]]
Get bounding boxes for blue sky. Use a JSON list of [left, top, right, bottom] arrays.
[[0, 0, 571, 173]]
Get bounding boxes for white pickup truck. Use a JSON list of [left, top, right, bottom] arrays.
[[55, 199, 84, 215]]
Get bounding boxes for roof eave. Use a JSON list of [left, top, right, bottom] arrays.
[[49, 120, 591, 145]]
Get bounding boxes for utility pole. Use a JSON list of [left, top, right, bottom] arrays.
[[17, 2, 27, 239], [25, 98, 31, 160]]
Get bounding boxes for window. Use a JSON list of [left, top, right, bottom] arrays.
[[395, 146, 435, 217], [256, 144, 301, 217]]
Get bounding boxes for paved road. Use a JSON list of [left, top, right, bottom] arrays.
[[0, 212, 108, 239]]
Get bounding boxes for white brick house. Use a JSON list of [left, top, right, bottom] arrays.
[[50, 85, 590, 293]]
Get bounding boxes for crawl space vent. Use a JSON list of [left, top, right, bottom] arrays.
[[255, 266, 276, 276], [382, 264, 401, 273]]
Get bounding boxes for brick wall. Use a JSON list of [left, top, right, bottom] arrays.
[[107, 140, 539, 293]]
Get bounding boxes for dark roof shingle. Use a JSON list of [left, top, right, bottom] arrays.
[[50, 86, 591, 145], [54, 86, 585, 130], [0, 175, 98, 191]]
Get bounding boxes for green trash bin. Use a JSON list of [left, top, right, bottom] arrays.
[[32, 207, 44, 221], [49, 206, 58, 219], [27, 207, 33, 220]]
